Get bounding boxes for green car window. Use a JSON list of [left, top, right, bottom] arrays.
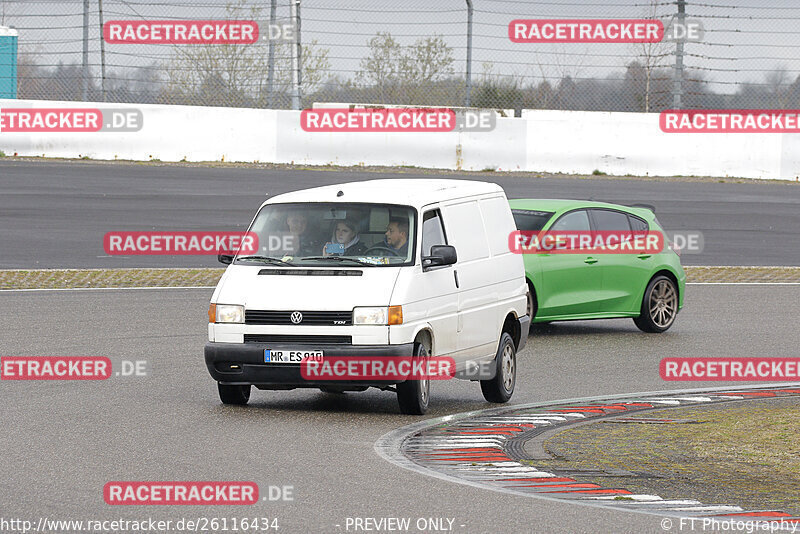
[[511, 209, 553, 232], [591, 209, 632, 231], [550, 210, 590, 231]]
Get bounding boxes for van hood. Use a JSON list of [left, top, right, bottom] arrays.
[[213, 264, 401, 310]]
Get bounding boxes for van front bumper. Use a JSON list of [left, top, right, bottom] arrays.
[[205, 341, 415, 388]]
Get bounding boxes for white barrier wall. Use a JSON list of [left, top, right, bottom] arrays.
[[1, 98, 797, 180], [0, 99, 279, 163], [522, 109, 785, 179]]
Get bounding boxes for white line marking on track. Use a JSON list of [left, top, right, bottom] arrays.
[[0, 286, 216, 292], [2, 282, 798, 294], [669, 506, 744, 513], [687, 282, 800, 285]]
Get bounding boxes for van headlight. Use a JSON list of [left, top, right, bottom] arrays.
[[214, 304, 244, 324], [353, 306, 403, 325]]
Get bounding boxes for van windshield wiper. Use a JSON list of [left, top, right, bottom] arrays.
[[235, 255, 296, 266], [299, 256, 376, 267]]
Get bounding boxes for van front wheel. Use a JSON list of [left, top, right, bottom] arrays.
[[218, 383, 251, 405], [480, 332, 516, 403], [397, 343, 430, 415]]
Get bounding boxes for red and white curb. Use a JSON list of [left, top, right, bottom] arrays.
[[375, 384, 800, 525]]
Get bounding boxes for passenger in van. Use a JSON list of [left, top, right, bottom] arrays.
[[285, 210, 320, 256], [383, 218, 409, 257], [323, 220, 368, 256]]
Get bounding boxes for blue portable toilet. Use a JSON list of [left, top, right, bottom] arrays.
[[0, 26, 18, 99]]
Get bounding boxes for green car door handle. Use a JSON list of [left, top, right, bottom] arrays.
[[637, 254, 652, 259], [584, 257, 598, 264]]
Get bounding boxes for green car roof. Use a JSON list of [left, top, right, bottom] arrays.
[[508, 198, 656, 221]]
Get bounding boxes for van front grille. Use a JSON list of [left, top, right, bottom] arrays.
[[243, 334, 352, 345], [245, 310, 352, 326]]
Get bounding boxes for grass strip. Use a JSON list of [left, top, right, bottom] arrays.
[[531, 397, 800, 515], [1, 266, 799, 290]]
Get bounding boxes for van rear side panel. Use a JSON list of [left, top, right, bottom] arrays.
[[478, 194, 528, 322], [479, 195, 518, 257], [440, 200, 492, 360]]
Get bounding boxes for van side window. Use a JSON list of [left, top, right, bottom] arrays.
[[550, 210, 590, 231], [422, 209, 447, 257]]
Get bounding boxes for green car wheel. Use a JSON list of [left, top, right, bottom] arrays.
[[633, 275, 679, 333]]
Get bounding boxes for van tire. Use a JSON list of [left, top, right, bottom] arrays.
[[526, 280, 537, 319], [480, 332, 516, 403], [218, 383, 251, 405], [397, 343, 430, 415]]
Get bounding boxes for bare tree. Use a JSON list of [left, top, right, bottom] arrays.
[[162, 0, 330, 107], [631, 0, 672, 112], [398, 36, 454, 84], [764, 67, 792, 109], [357, 32, 454, 105], [356, 32, 401, 103]]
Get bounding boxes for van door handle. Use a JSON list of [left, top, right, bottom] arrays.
[[584, 257, 598, 264], [453, 270, 460, 288], [637, 254, 652, 260]]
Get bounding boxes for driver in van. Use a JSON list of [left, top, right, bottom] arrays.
[[322, 219, 368, 256], [383, 218, 409, 257]]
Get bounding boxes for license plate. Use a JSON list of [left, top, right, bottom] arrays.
[[265, 349, 324, 364]]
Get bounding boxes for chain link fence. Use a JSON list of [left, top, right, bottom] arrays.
[[2, 0, 800, 112]]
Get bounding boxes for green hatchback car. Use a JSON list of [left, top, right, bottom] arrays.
[[509, 199, 685, 333]]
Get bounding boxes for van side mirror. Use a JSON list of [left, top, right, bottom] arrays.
[[422, 245, 457, 270], [217, 253, 234, 265]]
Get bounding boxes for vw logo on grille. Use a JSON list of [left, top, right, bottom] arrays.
[[290, 311, 303, 324]]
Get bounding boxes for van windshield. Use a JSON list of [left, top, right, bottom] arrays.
[[238, 202, 416, 266]]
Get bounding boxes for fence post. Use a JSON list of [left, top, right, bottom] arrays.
[[266, 0, 276, 108], [465, 0, 473, 107], [290, 0, 302, 110], [82, 0, 89, 100], [99, 0, 106, 101], [672, 0, 685, 108]]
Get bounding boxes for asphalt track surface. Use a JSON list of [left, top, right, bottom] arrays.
[[2, 159, 800, 268], [2, 284, 798, 533]]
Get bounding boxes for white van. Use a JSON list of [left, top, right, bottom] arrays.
[[204, 179, 530, 414]]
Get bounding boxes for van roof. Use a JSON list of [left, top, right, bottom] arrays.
[[265, 179, 504, 208]]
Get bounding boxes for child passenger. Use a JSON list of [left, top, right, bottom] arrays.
[[323, 220, 368, 256]]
